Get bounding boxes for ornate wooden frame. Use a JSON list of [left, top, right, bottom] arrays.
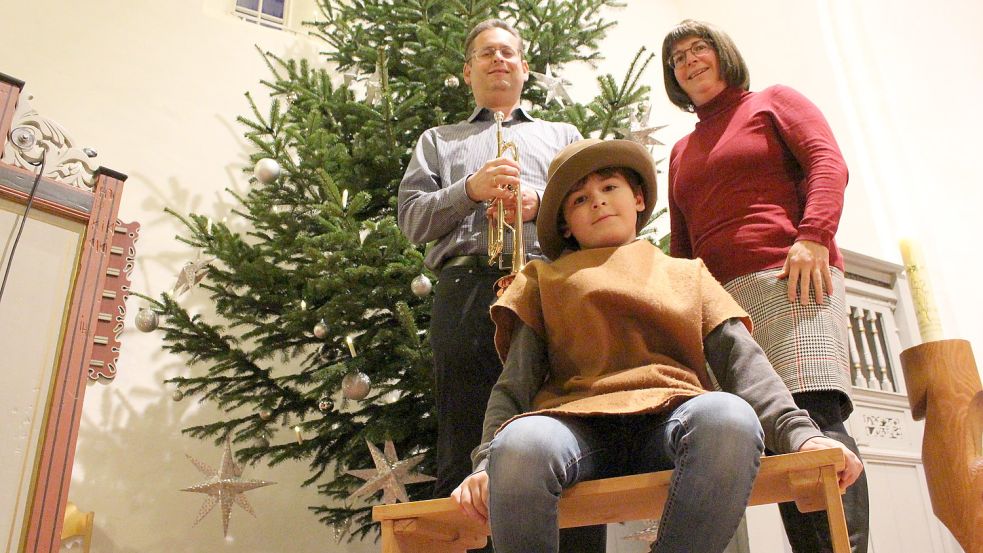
[[1, 72, 133, 553]]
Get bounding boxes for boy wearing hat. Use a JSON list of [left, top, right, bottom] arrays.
[[451, 139, 863, 553]]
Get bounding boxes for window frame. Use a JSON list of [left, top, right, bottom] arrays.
[[233, 0, 288, 30]]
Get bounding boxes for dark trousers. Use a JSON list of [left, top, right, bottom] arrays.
[[779, 391, 870, 553], [429, 265, 606, 553]]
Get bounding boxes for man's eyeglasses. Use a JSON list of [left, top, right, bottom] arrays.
[[469, 46, 521, 63], [668, 40, 714, 69]]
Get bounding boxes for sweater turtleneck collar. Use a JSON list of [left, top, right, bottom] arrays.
[[694, 86, 748, 121]]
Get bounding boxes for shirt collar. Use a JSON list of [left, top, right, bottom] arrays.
[[466, 105, 537, 123]]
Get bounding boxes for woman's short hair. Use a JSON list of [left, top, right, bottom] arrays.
[[661, 19, 750, 112]]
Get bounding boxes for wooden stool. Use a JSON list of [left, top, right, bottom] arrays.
[[373, 448, 849, 553]]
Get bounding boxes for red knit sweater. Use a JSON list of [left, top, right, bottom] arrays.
[[668, 85, 847, 284]]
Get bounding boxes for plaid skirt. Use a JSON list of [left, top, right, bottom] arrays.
[[723, 267, 852, 406]]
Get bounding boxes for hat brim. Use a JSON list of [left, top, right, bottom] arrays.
[[538, 140, 658, 260]]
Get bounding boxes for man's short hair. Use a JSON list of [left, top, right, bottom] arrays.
[[661, 19, 750, 112], [464, 19, 524, 62]]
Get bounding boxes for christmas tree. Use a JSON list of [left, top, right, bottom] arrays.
[[141, 0, 658, 539]]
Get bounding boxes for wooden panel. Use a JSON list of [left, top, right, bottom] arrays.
[[0, 73, 24, 152], [20, 169, 126, 553], [0, 199, 84, 553], [0, 164, 93, 222], [865, 460, 946, 553]]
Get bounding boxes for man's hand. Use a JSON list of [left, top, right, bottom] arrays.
[[450, 470, 490, 524], [778, 240, 833, 305], [485, 187, 539, 225], [798, 436, 864, 491], [465, 157, 521, 203]]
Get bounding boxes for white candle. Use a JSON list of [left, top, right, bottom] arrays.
[[899, 238, 943, 342]]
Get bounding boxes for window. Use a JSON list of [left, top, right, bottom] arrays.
[[235, 0, 287, 29]]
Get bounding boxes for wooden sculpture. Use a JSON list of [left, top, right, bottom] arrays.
[[900, 339, 983, 553]]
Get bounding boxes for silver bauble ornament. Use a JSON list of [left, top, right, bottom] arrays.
[[135, 308, 159, 332], [259, 410, 273, 421], [253, 158, 281, 184], [444, 75, 460, 88], [318, 397, 333, 412], [172, 389, 185, 401], [256, 436, 271, 448], [313, 320, 329, 340], [410, 274, 432, 297], [341, 371, 371, 400]]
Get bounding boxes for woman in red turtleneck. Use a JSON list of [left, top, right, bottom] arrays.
[[661, 19, 870, 553]]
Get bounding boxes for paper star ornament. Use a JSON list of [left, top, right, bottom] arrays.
[[181, 436, 275, 536], [530, 64, 573, 107], [346, 439, 435, 504], [616, 102, 668, 148], [172, 253, 214, 296]]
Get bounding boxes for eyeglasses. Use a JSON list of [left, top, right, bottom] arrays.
[[668, 40, 714, 69], [468, 46, 521, 63]]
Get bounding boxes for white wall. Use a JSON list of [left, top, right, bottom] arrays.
[[0, 1, 980, 552], [1, 1, 373, 552]]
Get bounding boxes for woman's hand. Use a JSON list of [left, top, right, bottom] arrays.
[[798, 436, 864, 491], [451, 470, 490, 524], [779, 240, 833, 305]]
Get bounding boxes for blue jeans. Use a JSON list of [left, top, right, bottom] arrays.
[[486, 392, 765, 553]]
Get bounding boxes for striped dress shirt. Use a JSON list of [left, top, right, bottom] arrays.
[[398, 106, 582, 271]]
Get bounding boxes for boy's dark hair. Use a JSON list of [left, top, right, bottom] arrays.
[[661, 19, 750, 112], [558, 167, 644, 251]]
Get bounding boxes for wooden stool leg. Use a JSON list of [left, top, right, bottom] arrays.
[[820, 465, 851, 553]]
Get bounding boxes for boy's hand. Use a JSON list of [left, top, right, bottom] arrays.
[[451, 470, 490, 524], [466, 157, 520, 202], [798, 436, 864, 491], [778, 240, 833, 305]]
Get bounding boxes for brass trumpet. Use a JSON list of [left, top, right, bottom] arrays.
[[488, 111, 524, 294]]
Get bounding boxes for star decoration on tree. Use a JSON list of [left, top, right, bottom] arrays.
[[530, 64, 573, 106], [623, 519, 660, 542], [172, 252, 214, 296], [346, 439, 435, 504], [180, 436, 276, 536], [616, 102, 667, 148]]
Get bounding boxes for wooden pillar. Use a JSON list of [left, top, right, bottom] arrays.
[[900, 339, 983, 553], [20, 167, 128, 553]]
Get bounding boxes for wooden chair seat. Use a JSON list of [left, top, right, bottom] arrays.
[[373, 448, 849, 552]]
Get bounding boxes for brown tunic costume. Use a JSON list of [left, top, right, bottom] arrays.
[[490, 240, 751, 426]]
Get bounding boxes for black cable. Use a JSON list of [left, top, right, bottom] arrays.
[[0, 150, 48, 306]]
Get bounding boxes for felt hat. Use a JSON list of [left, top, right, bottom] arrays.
[[537, 139, 657, 260]]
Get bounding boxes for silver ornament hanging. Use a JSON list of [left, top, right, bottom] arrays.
[[259, 410, 273, 421], [135, 308, 159, 332], [341, 371, 371, 400], [253, 158, 281, 184], [444, 75, 460, 88], [172, 389, 185, 401], [313, 320, 329, 339], [317, 397, 333, 412], [410, 274, 432, 297]]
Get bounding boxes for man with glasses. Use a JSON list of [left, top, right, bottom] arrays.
[[398, 18, 603, 552]]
